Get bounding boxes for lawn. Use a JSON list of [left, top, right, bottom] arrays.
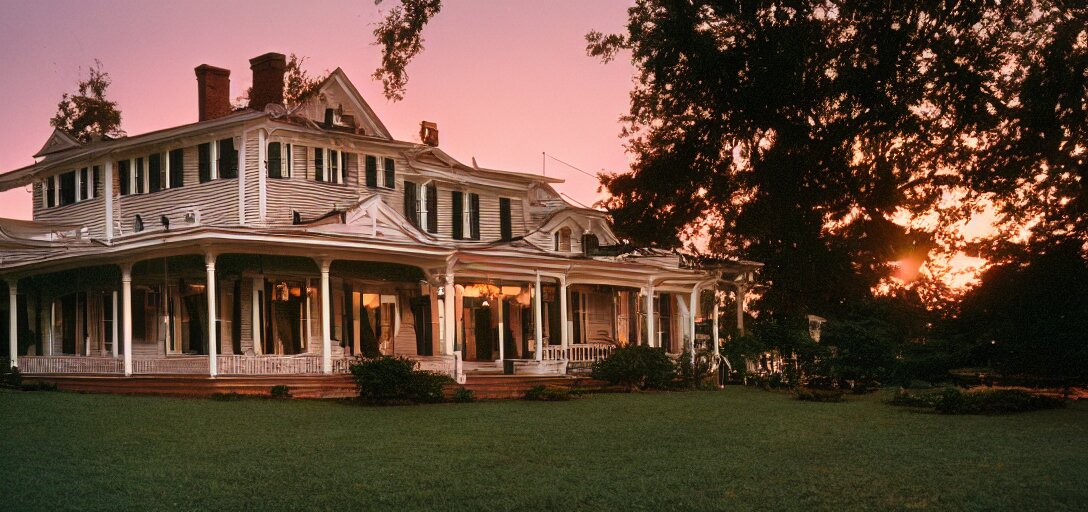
[[1, 387, 1085, 511]]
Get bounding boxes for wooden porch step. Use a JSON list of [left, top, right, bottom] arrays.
[[23, 375, 357, 399]]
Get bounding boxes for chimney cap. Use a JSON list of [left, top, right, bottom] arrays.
[[195, 64, 231, 77], [249, 52, 287, 68]]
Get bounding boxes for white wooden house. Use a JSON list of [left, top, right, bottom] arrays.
[[0, 53, 758, 384]]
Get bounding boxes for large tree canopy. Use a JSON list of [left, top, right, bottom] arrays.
[[588, 1, 1010, 319], [50, 59, 123, 143]]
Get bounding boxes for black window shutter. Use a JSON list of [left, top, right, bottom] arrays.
[[451, 191, 464, 240], [426, 185, 438, 234], [92, 166, 101, 197], [469, 193, 481, 240], [46, 177, 56, 207], [499, 197, 512, 241], [148, 154, 162, 193], [383, 157, 395, 189], [218, 138, 237, 179], [314, 147, 324, 181], [404, 181, 418, 227], [169, 149, 184, 188], [365, 155, 378, 188], [119, 160, 130, 195], [198, 144, 211, 183], [268, 142, 281, 179]]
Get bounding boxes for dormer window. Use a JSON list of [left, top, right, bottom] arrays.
[[365, 155, 396, 189], [554, 227, 572, 252], [313, 147, 348, 183]]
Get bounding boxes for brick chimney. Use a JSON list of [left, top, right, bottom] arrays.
[[420, 121, 439, 146], [249, 52, 287, 111], [195, 65, 232, 121]]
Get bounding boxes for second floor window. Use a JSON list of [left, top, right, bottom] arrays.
[[267, 142, 292, 179], [218, 138, 237, 179], [499, 197, 513, 241], [451, 191, 480, 240], [169, 149, 184, 189], [40, 167, 96, 209], [554, 227, 572, 252], [313, 147, 347, 183], [404, 180, 437, 233], [365, 155, 396, 189]]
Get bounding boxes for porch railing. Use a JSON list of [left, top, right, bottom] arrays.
[[540, 343, 616, 363], [132, 356, 209, 375], [17, 356, 123, 375]]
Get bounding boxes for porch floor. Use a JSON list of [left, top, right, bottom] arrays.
[[22, 373, 609, 400]]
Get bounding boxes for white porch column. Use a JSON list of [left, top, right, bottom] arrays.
[[496, 293, 505, 362], [689, 286, 699, 363], [645, 280, 655, 347], [533, 273, 543, 361], [111, 291, 119, 358], [204, 253, 218, 377], [121, 264, 133, 376], [8, 280, 17, 368], [559, 276, 569, 361], [104, 160, 114, 241], [736, 284, 747, 337], [712, 291, 720, 358], [319, 259, 332, 374], [251, 277, 262, 355], [443, 274, 456, 356]]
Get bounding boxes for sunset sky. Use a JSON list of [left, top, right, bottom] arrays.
[[0, 0, 636, 218]]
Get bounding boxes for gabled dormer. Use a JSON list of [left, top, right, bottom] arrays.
[[33, 128, 83, 159], [292, 68, 392, 139]]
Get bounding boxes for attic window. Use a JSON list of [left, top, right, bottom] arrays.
[[554, 227, 572, 252]]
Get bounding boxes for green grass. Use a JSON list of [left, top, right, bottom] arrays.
[[1, 387, 1085, 511]]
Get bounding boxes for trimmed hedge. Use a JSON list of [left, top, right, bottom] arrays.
[[349, 356, 453, 404], [591, 345, 676, 391], [889, 388, 1066, 415]]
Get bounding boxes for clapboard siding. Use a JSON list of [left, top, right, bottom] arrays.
[[34, 196, 106, 238], [116, 179, 240, 234]]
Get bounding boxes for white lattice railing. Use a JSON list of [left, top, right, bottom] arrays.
[[132, 357, 209, 375], [541, 343, 616, 363], [17, 356, 123, 375]]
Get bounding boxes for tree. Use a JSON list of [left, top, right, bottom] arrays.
[[586, 1, 1008, 321], [50, 59, 123, 143], [238, 53, 327, 110], [372, 0, 442, 101]]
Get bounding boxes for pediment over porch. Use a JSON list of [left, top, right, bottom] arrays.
[[306, 194, 436, 244]]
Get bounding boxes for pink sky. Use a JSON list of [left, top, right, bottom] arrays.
[[0, 0, 636, 219]]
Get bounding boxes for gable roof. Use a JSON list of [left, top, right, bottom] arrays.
[[307, 194, 435, 244], [295, 68, 392, 139], [33, 129, 82, 158]]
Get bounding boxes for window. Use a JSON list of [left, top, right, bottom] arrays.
[[79, 167, 90, 200], [554, 227, 572, 252], [424, 183, 437, 233], [134, 157, 145, 194], [169, 149, 184, 188], [198, 143, 212, 183], [92, 165, 101, 197], [365, 155, 377, 187], [404, 181, 418, 227], [267, 142, 283, 179], [383, 157, 395, 188], [403, 181, 436, 232], [58, 171, 76, 206], [313, 147, 347, 183], [119, 160, 131, 195], [451, 191, 480, 240], [218, 138, 237, 179], [314, 147, 324, 181], [329, 149, 340, 183], [45, 177, 56, 207], [499, 197, 513, 241], [148, 153, 162, 193]]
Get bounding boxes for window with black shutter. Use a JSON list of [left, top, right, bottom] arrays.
[[426, 184, 438, 234], [285, 144, 293, 177], [92, 165, 101, 198], [499, 197, 512, 241], [46, 177, 56, 207], [314, 147, 324, 181], [365, 155, 378, 188], [148, 153, 162, 193], [198, 144, 211, 183], [383, 157, 395, 189], [451, 191, 464, 239], [79, 167, 89, 200], [469, 193, 480, 240], [119, 160, 131, 195], [329, 149, 340, 183], [59, 171, 76, 206], [134, 157, 145, 194], [404, 181, 419, 227], [268, 142, 282, 178], [218, 138, 237, 179], [169, 149, 184, 188], [340, 152, 349, 184]]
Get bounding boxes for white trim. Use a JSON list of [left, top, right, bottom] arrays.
[[104, 160, 113, 240], [238, 131, 247, 225], [258, 129, 267, 221]]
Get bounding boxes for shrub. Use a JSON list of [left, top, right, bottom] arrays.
[[794, 387, 845, 402], [1, 365, 23, 388], [675, 349, 717, 390], [933, 388, 1065, 415], [270, 385, 292, 399], [591, 345, 676, 391], [887, 388, 945, 408], [350, 356, 453, 404], [19, 381, 57, 392], [523, 385, 573, 401], [452, 387, 476, 403], [209, 392, 245, 401]]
